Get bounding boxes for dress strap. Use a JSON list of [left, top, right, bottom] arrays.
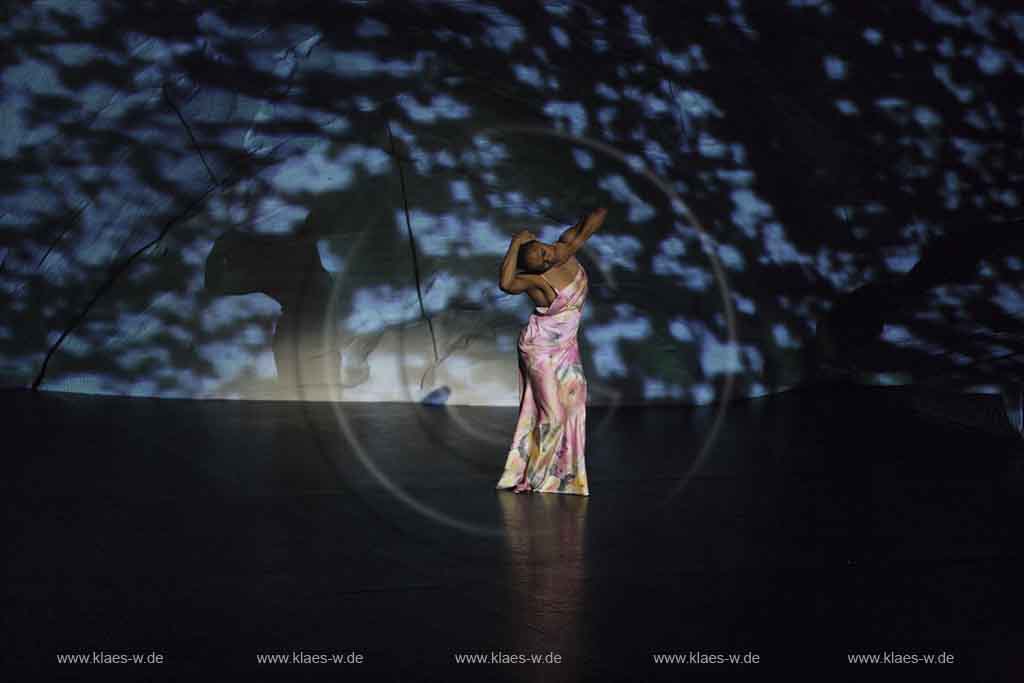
[[539, 271, 559, 294]]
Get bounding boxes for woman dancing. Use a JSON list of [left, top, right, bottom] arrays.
[[495, 207, 608, 495]]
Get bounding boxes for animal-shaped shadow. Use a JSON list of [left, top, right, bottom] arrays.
[[203, 228, 513, 402], [204, 228, 341, 393]]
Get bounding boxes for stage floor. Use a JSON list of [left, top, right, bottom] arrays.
[[4, 382, 1023, 680]]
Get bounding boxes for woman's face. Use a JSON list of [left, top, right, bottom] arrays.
[[523, 241, 557, 272]]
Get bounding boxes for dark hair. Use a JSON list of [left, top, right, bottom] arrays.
[[518, 240, 541, 271]]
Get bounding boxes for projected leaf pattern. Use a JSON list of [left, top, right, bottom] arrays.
[[0, 0, 1021, 404]]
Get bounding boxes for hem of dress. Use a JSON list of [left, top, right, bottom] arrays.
[[495, 484, 590, 497]]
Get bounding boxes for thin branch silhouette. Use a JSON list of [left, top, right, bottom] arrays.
[[387, 120, 440, 369]]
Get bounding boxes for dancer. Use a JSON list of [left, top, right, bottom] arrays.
[[495, 207, 608, 495]]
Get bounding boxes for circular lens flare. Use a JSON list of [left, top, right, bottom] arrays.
[[308, 124, 738, 538]]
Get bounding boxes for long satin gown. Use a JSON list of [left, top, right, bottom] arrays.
[[496, 262, 590, 496]]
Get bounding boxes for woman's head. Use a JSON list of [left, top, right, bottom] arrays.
[[518, 240, 560, 273]]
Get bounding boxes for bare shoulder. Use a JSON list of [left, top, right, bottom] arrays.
[[565, 254, 582, 277], [520, 273, 558, 306], [501, 272, 547, 295], [517, 273, 547, 288], [525, 286, 548, 307]]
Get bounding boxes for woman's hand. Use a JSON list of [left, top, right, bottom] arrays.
[[513, 230, 537, 245]]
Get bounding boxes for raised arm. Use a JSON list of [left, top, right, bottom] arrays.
[[555, 207, 607, 263], [499, 230, 542, 294]]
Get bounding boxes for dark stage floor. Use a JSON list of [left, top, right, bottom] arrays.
[[4, 382, 1024, 681]]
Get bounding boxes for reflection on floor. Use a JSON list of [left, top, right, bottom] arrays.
[[4, 382, 1023, 680]]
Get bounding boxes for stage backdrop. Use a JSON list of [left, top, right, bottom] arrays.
[[1, 1, 1021, 405]]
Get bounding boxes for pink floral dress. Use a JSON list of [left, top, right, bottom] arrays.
[[496, 262, 590, 495]]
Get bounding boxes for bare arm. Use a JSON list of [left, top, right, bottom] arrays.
[[499, 231, 543, 294], [555, 207, 607, 263]]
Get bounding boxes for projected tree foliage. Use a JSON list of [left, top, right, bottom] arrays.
[[0, 0, 1021, 405]]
